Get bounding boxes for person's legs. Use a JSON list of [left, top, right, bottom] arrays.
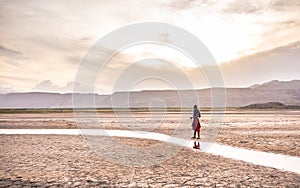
[[197, 131, 200, 139], [196, 121, 201, 139], [193, 129, 196, 138]]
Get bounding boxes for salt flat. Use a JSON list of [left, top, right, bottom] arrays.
[[1, 128, 300, 174], [0, 110, 299, 187]]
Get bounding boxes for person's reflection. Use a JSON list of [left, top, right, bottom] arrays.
[[193, 141, 200, 149]]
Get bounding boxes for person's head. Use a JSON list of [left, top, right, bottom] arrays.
[[194, 105, 197, 110]]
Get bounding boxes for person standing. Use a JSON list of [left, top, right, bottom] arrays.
[[191, 105, 201, 139]]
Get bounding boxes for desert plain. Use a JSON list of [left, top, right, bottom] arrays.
[[0, 109, 299, 187]]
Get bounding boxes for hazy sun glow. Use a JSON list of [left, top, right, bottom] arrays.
[[122, 44, 197, 68], [0, 0, 299, 92]]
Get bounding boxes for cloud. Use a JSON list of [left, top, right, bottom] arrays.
[[66, 55, 82, 65], [95, 56, 213, 93], [223, 0, 300, 14], [164, 0, 198, 11], [271, 0, 300, 10], [1, 0, 300, 93], [32, 80, 96, 93], [291, 44, 300, 50], [164, 0, 218, 12], [0, 85, 16, 94], [10, 41, 300, 93], [32, 80, 61, 92], [223, 0, 260, 14], [0, 44, 24, 60], [220, 41, 300, 86]]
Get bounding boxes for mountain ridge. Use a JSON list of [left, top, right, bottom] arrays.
[[0, 80, 299, 108]]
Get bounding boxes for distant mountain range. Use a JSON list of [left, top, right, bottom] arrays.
[[241, 102, 300, 109], [0, 80, 299, 108]]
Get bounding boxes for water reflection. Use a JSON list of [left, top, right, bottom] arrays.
[[193, 141, 200, 149]]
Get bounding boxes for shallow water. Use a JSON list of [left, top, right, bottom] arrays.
[[1, 128, 299, 174]]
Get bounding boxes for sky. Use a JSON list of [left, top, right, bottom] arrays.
[[0, 0, 300, 94]]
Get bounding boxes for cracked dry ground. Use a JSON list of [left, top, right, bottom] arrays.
[[1, 135, 299, 187], [1, 111, 300, 159]]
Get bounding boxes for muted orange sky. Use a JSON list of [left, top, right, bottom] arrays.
[[0, 0, 300, 93]]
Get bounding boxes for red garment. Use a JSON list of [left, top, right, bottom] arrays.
[[194, 117, 201, 133]]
